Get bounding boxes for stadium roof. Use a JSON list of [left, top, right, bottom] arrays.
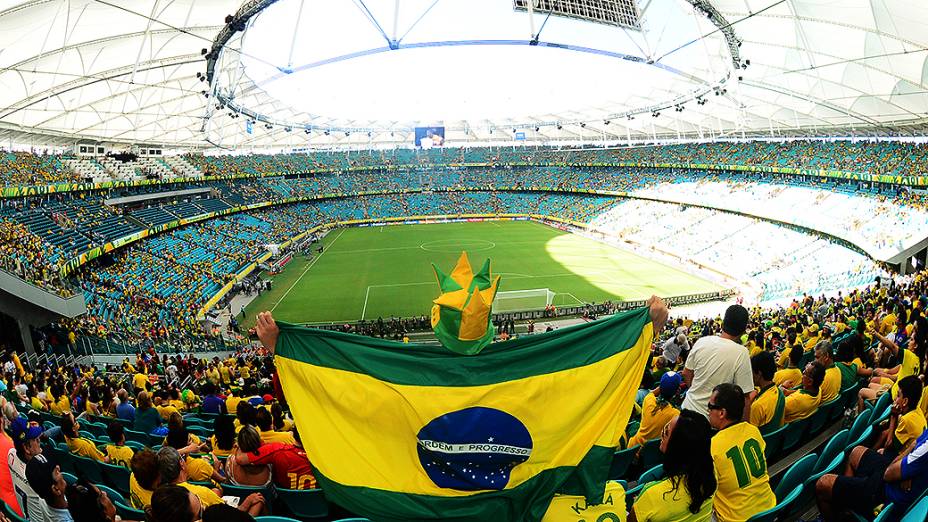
[[1, 0, 927, 150]]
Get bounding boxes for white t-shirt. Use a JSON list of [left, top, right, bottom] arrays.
[[45, 505, 73, 522], [681, 335, 754, 418], [8, 450, 50, 522]]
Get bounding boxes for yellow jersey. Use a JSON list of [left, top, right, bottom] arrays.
[[633, 476, 713, 522], [179, 482, 223, 507], [226, 396, 242, 414], [629, 393, 680, 448], [890, 349, 920, 399], [542, 480, 626, 522], [918, 386, 928, 423], [105, 445, 134, 468], [129, 473, 153, 510], [155, 404, 180, 420], [894, 409, 927, 452], [132, 373, 148, 391], [784, 390, 820, 423], [185, 456, 216, 483], [49, 395, 70, 415], [710, 422, 775, 522], [880, 314, 896, 335], [773, 367, 802, 388], [749, 384, 785, 432], [819, 365, 842, 404], [260, 429, 296, 446], [67, 436, 106, 462], [219, 365, 232, 384]]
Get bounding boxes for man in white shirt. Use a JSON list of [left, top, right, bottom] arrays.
[[681, 305, 754, 419]]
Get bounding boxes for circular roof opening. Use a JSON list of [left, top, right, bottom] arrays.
[[237, 0, 730, 127]]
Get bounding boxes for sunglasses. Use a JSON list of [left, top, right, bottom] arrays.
[[707, 402, 724, 411]]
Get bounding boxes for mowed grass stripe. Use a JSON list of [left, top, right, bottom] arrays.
[[244, 221, 721, 325]]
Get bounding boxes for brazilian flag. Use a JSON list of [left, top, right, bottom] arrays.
[[274, 306, 654, 521]]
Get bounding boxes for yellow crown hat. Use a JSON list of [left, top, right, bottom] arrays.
[[430, 252, 501, 355]]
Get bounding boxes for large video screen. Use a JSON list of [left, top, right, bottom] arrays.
[[415, 127, 445, 148]]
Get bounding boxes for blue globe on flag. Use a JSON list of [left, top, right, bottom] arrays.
[[416, 406, 533, 491]]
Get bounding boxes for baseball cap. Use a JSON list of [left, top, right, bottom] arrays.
[[25, 453, 59, 501], [262, 394, 274, 404], [659, 371, 682, 400], [10, 417, 43, 444]]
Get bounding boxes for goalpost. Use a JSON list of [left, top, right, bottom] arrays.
[[493, 288, 557, 312]]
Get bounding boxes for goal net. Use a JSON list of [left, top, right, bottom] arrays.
[[493, 288, 556, 312]]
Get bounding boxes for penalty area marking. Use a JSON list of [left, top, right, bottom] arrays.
[[271, 227, 346, 313]]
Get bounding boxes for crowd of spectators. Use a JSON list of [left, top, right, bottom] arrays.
[[0, 151, 79, 188], [0, 344, 329, 522], [1, 145, 927, 353], [1, 259, 928, 520], [608, 268, 928, 520]]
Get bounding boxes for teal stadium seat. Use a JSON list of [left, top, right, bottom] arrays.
[[639, 438, 664, 469], [114, 500, 145, 521], [762, 424, 788, 461], [807, 399, 840, 436], [124, 428, 150, 446], [746, 484, 803, 522], [100, 461, 131, 497], [222, 483, 275, 504], [93, 483, 128, 506], [773, 453, 817, 502], [71, 454, 104, 484], [848, 410, 872, 443], [780, 418, 808, 454], [0, 500, 27, 522], [275, 488, 329, 519], [902, 496, 928, 522], [637, 464, 665, 485], [51, 445, 77, 475], [812, 429, 849, 475], [608, 446, 637, 480]]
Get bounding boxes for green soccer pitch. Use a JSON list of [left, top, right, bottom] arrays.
[[240, 220, 723, 325]]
